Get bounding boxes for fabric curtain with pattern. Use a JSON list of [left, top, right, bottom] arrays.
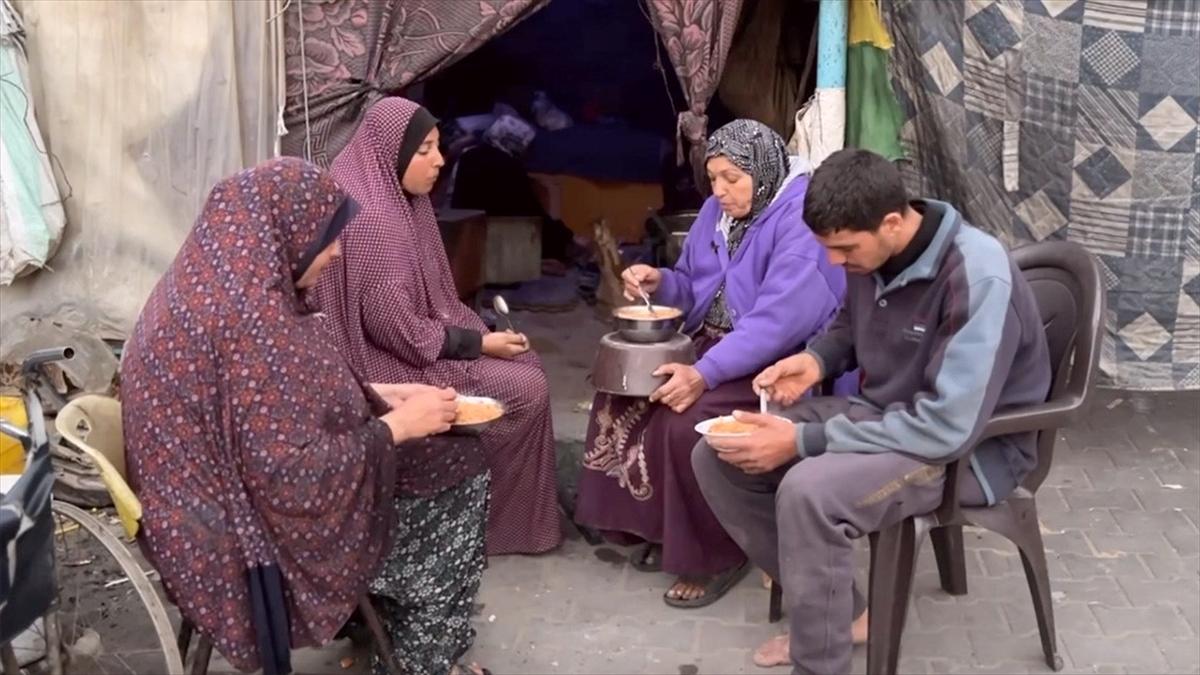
[[645, 0, 744, 186], [282, 0, 547, 166]]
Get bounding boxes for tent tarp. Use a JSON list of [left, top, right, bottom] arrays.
[[0, 0, 283, 359], [0, 0, 66, 285]]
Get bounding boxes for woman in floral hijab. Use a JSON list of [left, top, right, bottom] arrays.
[[121, 157, 489, 674]]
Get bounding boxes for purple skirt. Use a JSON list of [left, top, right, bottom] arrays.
[[574, 332, 757, 577]]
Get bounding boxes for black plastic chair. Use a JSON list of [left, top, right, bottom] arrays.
[[768, 241, 1105, 674]]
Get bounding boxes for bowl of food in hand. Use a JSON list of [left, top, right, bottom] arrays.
[[452, 396, 505, 435], [694, 415, 759, 440], [612, 304, 684, 343]]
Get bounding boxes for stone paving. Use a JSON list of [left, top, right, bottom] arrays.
[[464, 307, 1200, 675], [277, 305, 1199, 674]]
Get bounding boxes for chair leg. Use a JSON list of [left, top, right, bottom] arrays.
[[1012, 504, 1064, 671], [971, 497, 1063, 671], [866, 518, 921, 675], [1018, 541, 1064, 672], [359, 596, 406, 675], [931, 525, 969, 596], [177, 619, 195, 661], [190, 636, 212, 675], [768, 580, 784, 623]]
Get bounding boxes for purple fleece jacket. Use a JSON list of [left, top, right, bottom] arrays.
[[654, 165, 846, 389]]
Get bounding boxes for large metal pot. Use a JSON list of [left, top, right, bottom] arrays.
[[612, 305, 684, 344], [666, 231, 688, 267], [591, 332, 696, 397]]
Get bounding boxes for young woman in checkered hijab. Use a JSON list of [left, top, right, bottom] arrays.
[[314, 97, 563, 558]]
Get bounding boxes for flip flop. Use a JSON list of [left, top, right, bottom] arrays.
[[629, 543, 663, 572], [663, 561, 750, 609]]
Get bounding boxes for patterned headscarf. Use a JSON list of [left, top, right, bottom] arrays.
[[121, 158, 398, 671], [705, 119, 791, 227]]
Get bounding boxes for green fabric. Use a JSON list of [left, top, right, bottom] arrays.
[[845, 43, 904, 161]]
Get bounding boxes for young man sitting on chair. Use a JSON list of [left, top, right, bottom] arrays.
[[691, 148, 1051, 674]]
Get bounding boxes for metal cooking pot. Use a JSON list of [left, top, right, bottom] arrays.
[[612, 305, 684, 344], [591, 332, 696, 397], [666, 231, 687, 267]]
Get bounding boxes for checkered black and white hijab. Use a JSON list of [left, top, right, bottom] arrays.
[[705, 118, 791, 241]]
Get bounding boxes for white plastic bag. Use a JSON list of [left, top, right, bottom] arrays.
[[0, 0, 65, 285]]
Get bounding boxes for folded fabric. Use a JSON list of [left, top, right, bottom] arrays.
[[483, 114, 537, 156]]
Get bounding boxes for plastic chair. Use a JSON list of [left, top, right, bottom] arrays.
[[55, 395, 142, 538], [55, 396, 408, 675], [864, 240, 1104, 673], [765, 241, 1103, 673]]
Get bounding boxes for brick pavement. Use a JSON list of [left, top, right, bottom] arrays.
[[461, 307, 1199, 674], [271, 307, 1198, 675]]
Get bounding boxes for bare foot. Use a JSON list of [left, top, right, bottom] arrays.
[[753, 634, 789, 668], [751, 615, 869, 669], [761, 571, 773, 589], [450, 663, 486, 675], [852, 609, 869, 644], [665, 577, 707, 602]]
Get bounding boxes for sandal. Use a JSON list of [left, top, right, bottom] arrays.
[[629, 543, 663, 572], [663, 561, 750, 609]]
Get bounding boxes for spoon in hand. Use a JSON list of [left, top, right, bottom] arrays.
[[492, 295, 517, 333]]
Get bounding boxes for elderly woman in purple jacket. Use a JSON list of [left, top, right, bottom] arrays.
[[574, 119, 848, 608]]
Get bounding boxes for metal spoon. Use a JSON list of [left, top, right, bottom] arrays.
[[492, 294, 517, 333], [634, 281, 658, 316]]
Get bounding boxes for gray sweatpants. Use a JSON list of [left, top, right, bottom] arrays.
[[691, 397, 986, 675]]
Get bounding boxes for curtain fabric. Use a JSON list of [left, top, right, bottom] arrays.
[[844, 0, 904, 160], [885, 0, 1200, 391], [281, 0, 547, 166], [717, 0, 817, 141], [645, 0, 744, 186]]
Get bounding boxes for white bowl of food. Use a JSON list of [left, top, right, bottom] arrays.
[[694, 413, 789, 443], [452, 395, 505, 435], [694, 415, 758, 440]]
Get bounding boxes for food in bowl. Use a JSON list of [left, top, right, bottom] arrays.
[[614, 305, 683, 321], [455, 399, 504, 425], [708, 419, 757, 435], [695, 413, 787, 440]]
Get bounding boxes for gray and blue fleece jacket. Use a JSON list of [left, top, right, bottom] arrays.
[[797, 200, 1051, 504]]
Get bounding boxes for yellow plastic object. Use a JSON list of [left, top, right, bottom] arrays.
[[0, 394, 28, 475], [55, 395, 142, 539]]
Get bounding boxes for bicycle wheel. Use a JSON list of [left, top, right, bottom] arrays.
[[16, 503, 183, 675]]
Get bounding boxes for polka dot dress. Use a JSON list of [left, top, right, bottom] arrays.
[[314, 97, 563, 556]]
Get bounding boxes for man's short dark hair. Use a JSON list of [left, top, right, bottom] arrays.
[[803, 149, 909, 236]]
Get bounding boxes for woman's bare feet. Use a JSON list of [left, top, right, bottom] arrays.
[[450, 663, 487, 675], [761, 571, 773, 589], [751, 611, 870, 668], [666, 577, 707, 602]]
